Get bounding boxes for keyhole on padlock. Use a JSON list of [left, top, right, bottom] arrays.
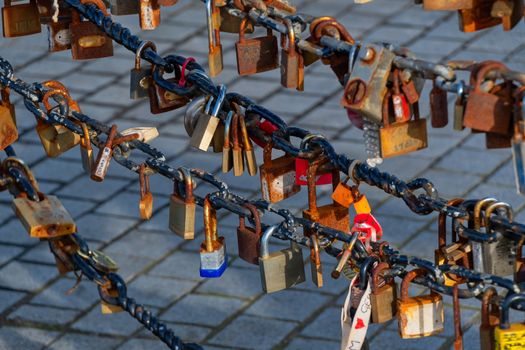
[[345, 80, 367, 105]]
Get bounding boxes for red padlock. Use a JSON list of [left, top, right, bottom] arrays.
[[250, 120, 278, 148], [295, 158, 332, 186], [351, 213, 383, 246]]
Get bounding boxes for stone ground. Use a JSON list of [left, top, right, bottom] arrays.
[[0, 0, 525, 349]]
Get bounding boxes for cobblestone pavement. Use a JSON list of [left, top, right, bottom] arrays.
[[1, 0, 525, 349]]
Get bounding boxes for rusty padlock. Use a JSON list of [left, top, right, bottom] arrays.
[[480, 287, 500, 350], [236, 203, 262, 265], [458, 0, 501, 32], [2, 0, 41, 37], [370, 262, 397, 324]]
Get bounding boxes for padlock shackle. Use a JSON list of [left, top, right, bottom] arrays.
[[80, 123, 92, 150], [239, 203, 261, 236], [223, 111, 233, 149], [231, 113, 241, 149], [358, 256, 379, 290], [134, 41, 157, 70], [310, 234, 321, 266], [473, 197, 498, 230], [400, 268, 428, 301], [210, 84, 226, 118], [474, 61, 509, 91], [371, 261, 391, 294], [203, 195, 218, 252], [500, 293, 525, 329], [485, 201, 513, 234], [139, 163, 150, 199], [177, 167, 194, 204], [312, 19, 355, 45], [238, 114, 253, 152], [438, 198, 464, 247], [260, 225, 278, 258], [481, 287, 499, 328], [281, 19, 296, 55]]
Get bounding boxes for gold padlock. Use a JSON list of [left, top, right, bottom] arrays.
[[138, 163, 153, 220], [494, 293, 525, 349], [169, 167, 195, 240]]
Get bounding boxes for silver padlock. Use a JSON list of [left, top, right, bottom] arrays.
[[258, 225, 306, 294], [190, 85, 226, 151], [110, 0, 139, 15]]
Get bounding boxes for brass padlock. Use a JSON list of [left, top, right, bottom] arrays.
[[397, 268, 444, 338], [379, 90, 428, 158], [302, 158, 349, 235], [148, 63, 189, 114], [13, 192, 76, 238], [341, 43, 395, 124], [219, 5, 253, 33], [370, 262, 397, 324], [130, 41, 156, 100], [238, 112, 257, 176], [190, 85, 226, 151], [258, 225, 305, 293], [79, 122, 94, 172], [139, 0, 160, 30], [231, 112, 244, 176], [423, 0, 473, 10], [91, 124, 117, 182], [2, 0, 41, 37], [280, 19, 302, 90], [0, 87, 18, 151], [236, 203, 262, 265], [235, 17, 279, 76], [109, 0, 139, 15], [310, 234, 323, 288], [200, 195, 228, 278], [138, 164, 153, 220], [169, 167, 195, 240], [480, 287, 500, 350], [206, 0, 222, 76], [458, 0, 501, 32], [70, 0, 113, 60], [494, 293, 525, 349], [222, 111, 233, 173], [259, 141, 300, 203], [464, 62, 512, 134]]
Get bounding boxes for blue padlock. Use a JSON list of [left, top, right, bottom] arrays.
[[199, 195, 227, 278]]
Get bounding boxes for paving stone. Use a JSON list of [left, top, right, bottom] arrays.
[[0, 326, 59, 350], [104, 230, 179, 259], [197, 266, 263, 299], [75, 213, 138, 243], [47, 333, 121, 350], [72, 306, 145, 336], [57, 176, 129, 202], [128, 275, 197, 307], [162, 294, 245, 326], [0, 218, 39, 246], [8, 304, 79, 325], [0, 261, 57, 292], [31, 277, 100, 310], [19, 242, 55, 265], [117, 338, 167, 350], [148, 250, 204, 281], [209, 315, 297, 349], [300, 306, 341, 340], [369, 329, 447, 349], [0, 244, 24, 266], [0, 289, 26, 313], [285, 337, 339, 350]]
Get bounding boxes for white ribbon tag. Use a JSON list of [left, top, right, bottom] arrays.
[[341, 276, 372, 350]]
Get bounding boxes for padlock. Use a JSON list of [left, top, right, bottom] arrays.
[[109, 0, 139, 15], [435, 198, 470, 286], [480, 287, 500, 350], [91, 124, 117, 182], [36, 87, 81, 158], [79, 122, 94, 173], [351, 213, 383, 249], [121, 126, 158, 143], [190, 85, 226, 151], [429, 78, 449, 128], [238, 113, 257, 176], [341, 43, 395, 124], [485, 81, 515, 149], [452, 285, 463, 350], [231, 113, 244, 176], [130, 41, 156, 100], [379, 91, 428, 158], [0, 87, 18, 151], [169, 168, 195, 240], [138, 164, 153, 220], [397, 268, 444, 338], [515, 240, 525, 282], [219, 5, 253, 33], [491, 0, 523, 31], [235, 17, 279, 76], [423, 0, 473, 10], [458, 0, 501, 32], [139, 0, 160, 30], [47, 18, 72, 52], [200, 196, 227, 278], [295, 157, 332, 186], [222, 111, 234, 173], [236, 203, 262, 265], [206, 0, 222, 76], [211, 118, 224, 154], [259, 225, 305, 293], [370, 262, 397, 324], [310, 234, 323, 288], [2, 0, 41, 37], [280, 18, 302, 90], [494, 293, 525, 349], [302, 158, 350, 235], [391, 69, 411, 123], [100, 283, 124, 314], [400, 70, 422, 105], [259, 141, 300, 203], [13, 192, 76, 238], [148, 63, 189, 114], [464, 62, 512, 134], [70, 0, 113, 60], [332, 179, 372, 215]]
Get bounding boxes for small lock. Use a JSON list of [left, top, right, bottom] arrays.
[[370, 262, 397, 324], [458, 1, 501, 32], [309, 234, 323, 288], [47, 18, 73, 52], [280, 19, 303, 90], [429, 78, 449, 128], [138, 163, 153, 220], [190, 85, 226, 151], [169, 167, 196, 240], [79, 122, 94, 173], [200, 195, 227, 278], [491, 0, 523, 31], [206, 0, 222, 76], [238, 112, 257, 176], [2, 0, 41, 37], [423, 0, 473, 10], [130, 41, 156, 100], [222, 111, 234, 173], [219, 5, 253, 33], [91, 124, 118, 182], [148, 62, 189, 114], [236, 204, 262, 265], [231, 112, 244, 176]]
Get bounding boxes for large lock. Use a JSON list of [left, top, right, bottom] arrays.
[[463, 62, 512, 134], [149, 61, 189, 114], [70, 0, 113, 60], [341, 43, 395, 124], [458, 0, 501, 32], [494, 293, 525, 349], [484, 81, 516, 149], [205, 0, 222, 76], [235, 17, 279, 76], [0, 87, 18, 151], [435, 198, 471, 286], [200, 195, 227, 278], [423, 0, 473, 10], [302, 157, 350, 235], [280, 18, 303, 90], [130, 41, 155, 100], [109, 0, 139, 15], [169, 168, 196, 240], [2, 0, 41, 37], [13, 192, 76, 238], [237, 204, 262, 265], [259, 225, 305, 293], [370, 262, 397, 324], [190, 85, 226, 151], [259, 141, 300, 203], [480, 287, 500, 350], [397, 268, 444, 338]]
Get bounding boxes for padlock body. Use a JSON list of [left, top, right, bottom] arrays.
[[494, 323, 525, 349], [237, 226, 260, 265], [397, 293, 444, 338], [47, 20, 72, 52], [208, 44, 223, 77], [281, 50, 299, 89], [259, 242, 305, 293], [139, 0, 160, 30], [219, 7, 253, 33], [463, 91, 511, 134], [36, 122, 80, 157], [70, 21, 113, 60], [472, 239, 516, 276], [371, 284, 397, 323], [130, 66, 152, 100], [200, 237, 227, 278], [459, 1, 501, 32], [110, 0, 139, 15], [380, 118, 428, 158], [236, 35, 279, 75], [169, 194, 195, 240], [12, 195, 76, 238], [303, 204, 350, 234], [212, 122, 224, 153], [0, 104, 18, 150], [260, 155, 300, 203], [2, 1, 41, 37], [148, 78, 189, 114], [190, 113, 220, 151]]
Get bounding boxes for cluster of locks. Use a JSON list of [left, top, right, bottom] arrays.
[[1, 0, 525, 349]]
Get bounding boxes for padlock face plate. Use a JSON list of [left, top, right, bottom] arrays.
[[237, 227, 260, 265], [472, 240, 516, 276], [169, 195, 195, 239], [36, 123, 81, 158], [259, 244, 305, 293], [380, 118, 428, 158], [371, 284, 397, 323], [71, 22, 113, 60], [303, 204, 350, 234], [281, 52, 299, 89], [494, 324, 525, 349], [397, 295, 444, 338], [190, 114, 220, 151], [200, 239, 227, 278], [260, 164, 298, 203], [236, 36, 279, 75], [463, 92, 511, 134], [2, 3, 41, 37], [0, 106, 18, 150]]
